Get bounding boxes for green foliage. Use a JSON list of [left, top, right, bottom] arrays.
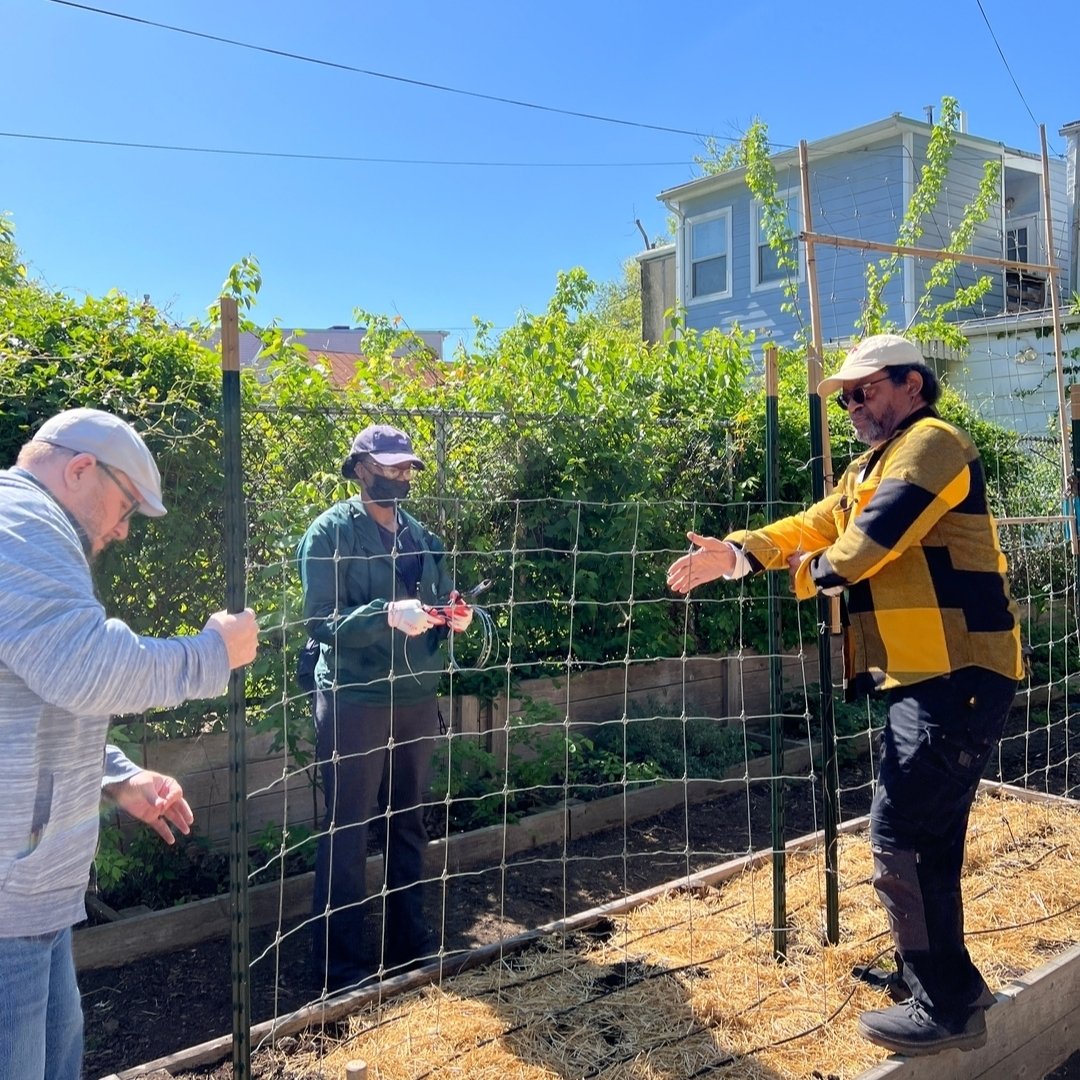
[[858, 96, 1000, 349], [0, 208, 1063, 905], [248, 820, 318, 884], [592, 715, 757, 780], [907, 156, 1001, 350], [740, 121, 804, 333], [0, 215, 26, 287], [694, 120, 804, 336], [95, 827, 227, 909], [593, 256, 645, 339], [430, 695, 751, 835], [692, 134, 746, 177]]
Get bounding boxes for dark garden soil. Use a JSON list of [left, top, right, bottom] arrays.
[[81, 706, 1080, 1080]]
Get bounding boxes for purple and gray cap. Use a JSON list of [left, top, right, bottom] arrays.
[[341, 424, 425, 478]]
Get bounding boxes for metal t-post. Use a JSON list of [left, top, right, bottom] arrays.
[[799, 141, 840, 944], [765, 346, 788, 959], [220, 296, 251, 1077]]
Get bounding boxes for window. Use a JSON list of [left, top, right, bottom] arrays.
[[1006, 224, 1028, 263], [687, 209, 731, 301], [753, 190, 802, 290]]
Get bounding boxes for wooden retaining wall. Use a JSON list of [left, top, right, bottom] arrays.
[[76, 738, 813, 971], [101, 786, 1080, 1080], [116, 644, 838, 849]]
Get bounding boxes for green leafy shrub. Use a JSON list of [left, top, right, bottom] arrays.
[[95, 828, 227, 911]]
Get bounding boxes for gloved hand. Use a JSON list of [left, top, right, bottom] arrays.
[[445, 600, 474, 632], [387, 598, 440, 636]]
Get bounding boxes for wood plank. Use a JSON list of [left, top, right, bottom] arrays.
[[452, 695, 481, 734], [141, 730, 285, 775], [567, 742, 812, 837], [502, 650, 819, 717], [174, 756, 304, 810], [438, 806, 568, 873], [507, 656, 729, 704]]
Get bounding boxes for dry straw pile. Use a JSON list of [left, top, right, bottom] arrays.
[[284, 790, 1079, 1079]]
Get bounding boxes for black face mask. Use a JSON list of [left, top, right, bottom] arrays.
[[366, 473, 411, 506]]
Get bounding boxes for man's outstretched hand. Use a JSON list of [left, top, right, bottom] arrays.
[[666, 532, 736, 593]]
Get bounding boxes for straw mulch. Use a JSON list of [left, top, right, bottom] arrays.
[[281, 790, 1080, 1079]]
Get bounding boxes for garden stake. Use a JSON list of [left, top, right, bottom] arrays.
[[221, 295, 252, 1079]]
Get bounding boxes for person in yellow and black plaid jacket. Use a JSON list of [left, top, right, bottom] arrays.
[[667, 334, 1023, 1058]]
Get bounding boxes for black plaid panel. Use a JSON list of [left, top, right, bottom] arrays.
[[953, 459, 988, 514], [846, 578, 874, 615], [925, 546, 1016, 632], [855, 476, 937, 551]]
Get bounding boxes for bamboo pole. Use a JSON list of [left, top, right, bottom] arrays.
[[798, 145, 833, 493], [220, 296, 252, 1080], [1039, 125, 1072, 548], [799, 141, 839, 945], [798, 231, 1056, 275]]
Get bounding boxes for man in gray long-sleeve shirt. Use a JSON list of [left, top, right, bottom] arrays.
[[0, 408, 259, 1080]]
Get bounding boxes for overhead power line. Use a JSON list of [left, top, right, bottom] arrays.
[[973, 0, 1045, 138], [50, 0, 724, 142], [0, 130, 693, 168]]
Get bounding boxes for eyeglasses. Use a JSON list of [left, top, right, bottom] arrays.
[[97, 462, 141, 522], [836, 374, 892, 410], [364, 460, 414, 481]]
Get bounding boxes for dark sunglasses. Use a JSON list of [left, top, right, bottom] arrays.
[[836, 374, 892, 409]]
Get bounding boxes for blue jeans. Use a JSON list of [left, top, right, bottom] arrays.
[[0, 927, 83, 1080]]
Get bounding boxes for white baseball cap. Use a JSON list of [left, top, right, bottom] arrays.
[[818, 334, 925, 397], [32, 408, 167, 517]]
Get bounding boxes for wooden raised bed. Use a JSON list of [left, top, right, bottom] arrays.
[[113, 645, 837, 850], [76, 738, 812, 971], [99, 784, 1080, 1080]]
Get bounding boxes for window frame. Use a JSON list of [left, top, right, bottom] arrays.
[[685, 207, 732, 304], [751, 187, 804, 293]]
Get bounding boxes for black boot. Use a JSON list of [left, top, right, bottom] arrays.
[[858, 998, 988, 1055]]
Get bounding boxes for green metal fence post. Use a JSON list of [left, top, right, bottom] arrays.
[[220, 297, 251, 1078], [764, 345, 788, 960], [800, 139, 840, 945]]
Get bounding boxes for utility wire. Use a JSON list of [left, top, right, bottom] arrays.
[[973, 0, 1050, 147], [49, 0, 725, 142], [0, 130, 692, 169]]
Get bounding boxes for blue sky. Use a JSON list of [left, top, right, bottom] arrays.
[[6, 0, 1076, 352]]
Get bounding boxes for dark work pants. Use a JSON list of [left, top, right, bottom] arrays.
[[869, 667, 1018, 1021], [311, 693, 440, 988]]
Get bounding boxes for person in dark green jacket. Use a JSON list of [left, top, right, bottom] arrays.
[[297, 424, 473, 992]]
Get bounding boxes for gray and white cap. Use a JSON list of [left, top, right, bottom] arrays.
[[817, 334, 925, 397], [32, 408, 167, 517]]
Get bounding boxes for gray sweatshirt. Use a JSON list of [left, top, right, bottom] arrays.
[[0, 469, 231, 936]]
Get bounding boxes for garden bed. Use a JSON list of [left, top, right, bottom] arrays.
[[77, 737, 812, 971], [101, 785, 1080, 1079]]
